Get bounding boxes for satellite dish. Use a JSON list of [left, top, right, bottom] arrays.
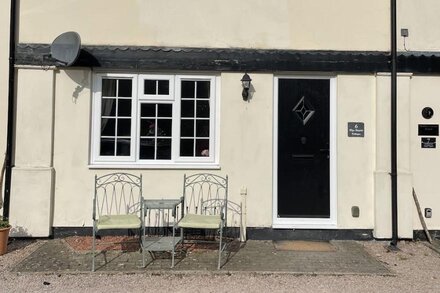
[[50, 31, 81, 66]]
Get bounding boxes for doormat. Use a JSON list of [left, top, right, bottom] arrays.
[[273, 240, 336, 252]]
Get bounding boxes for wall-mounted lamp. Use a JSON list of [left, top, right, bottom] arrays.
[[241, 73, 252, 101]]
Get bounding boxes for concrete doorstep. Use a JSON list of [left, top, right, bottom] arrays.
[[10, 238, 392, 276]]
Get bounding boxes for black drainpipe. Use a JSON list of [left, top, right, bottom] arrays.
[[390, 0, 398, 247], [3, 0, 17, 220]]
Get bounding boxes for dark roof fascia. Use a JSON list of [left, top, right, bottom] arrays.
[[15, 43, 440, 73]]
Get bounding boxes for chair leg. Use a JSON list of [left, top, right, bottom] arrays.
[[92, 227, 96, 272], [218, 224, 223, 270], [171, 225, 175, 268], [180, 227, 184, 244], [140, 228, 145, 268]]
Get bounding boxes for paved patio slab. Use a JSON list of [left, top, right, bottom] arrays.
[[12, 239, 391, 275]]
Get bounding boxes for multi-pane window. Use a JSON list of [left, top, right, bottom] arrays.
[[139, 103, 173, 160], [92, 74, 218, 166], [180, 80, 211, 157], [100, 78, 133, 157]]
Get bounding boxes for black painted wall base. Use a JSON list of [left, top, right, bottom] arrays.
[[51, 227, 440, 241], [247, 228, 374, 241], [53, 227, 375, 240], [414, 230, 440, 241]]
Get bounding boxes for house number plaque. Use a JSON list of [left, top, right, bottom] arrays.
[[348, 122, 365, 137]]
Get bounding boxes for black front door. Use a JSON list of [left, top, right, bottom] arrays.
[[277, 78, 330, 218]]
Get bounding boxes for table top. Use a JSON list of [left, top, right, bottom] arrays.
[[143, 198, 182, 209]]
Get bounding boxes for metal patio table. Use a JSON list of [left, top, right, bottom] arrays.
[[142, 198, 182, 266]]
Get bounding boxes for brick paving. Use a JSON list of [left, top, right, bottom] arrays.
[[12, 239, 390, 275]]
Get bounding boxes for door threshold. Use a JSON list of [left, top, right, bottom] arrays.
[[273, 220, 337, 229]]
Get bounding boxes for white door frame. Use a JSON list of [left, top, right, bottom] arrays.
[[272, 75, 337, 229]]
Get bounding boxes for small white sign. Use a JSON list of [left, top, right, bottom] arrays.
[[348, 122, 365, 137]]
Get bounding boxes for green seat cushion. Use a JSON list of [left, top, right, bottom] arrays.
[[177, 214, 222, 229], [96, 215, 141, 231]]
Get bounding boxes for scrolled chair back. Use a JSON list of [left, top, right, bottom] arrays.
[[183, 173, 228, 220], [94, 173, 143, 218]]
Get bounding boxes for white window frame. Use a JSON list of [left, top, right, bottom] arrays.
[[138, 74, 175, 101], [272, 75, 337, 229], [90, 73, 220, 169], [174, 75, 217, 164], [91, 73, 138, 163]]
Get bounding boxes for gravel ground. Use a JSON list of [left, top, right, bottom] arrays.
[[0, 239, 439, 293]]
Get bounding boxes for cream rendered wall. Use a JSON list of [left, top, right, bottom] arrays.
[[374, 74, 413, 239], [18, 0, 389, 51], [9, 69, 55, 237], [410, 76, 440, 230], [398, 0, 440, 52], [336, 75, 375, 229], [52, 70, 273, 228], [51, 70, 380, 229], [0, 1, 11, 212]]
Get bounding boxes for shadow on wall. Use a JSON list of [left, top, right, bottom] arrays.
[[144, 199, 245, 241], [10, 226, 31, 237], [226, 200, 244, 240], [64, 69, 91, 103]]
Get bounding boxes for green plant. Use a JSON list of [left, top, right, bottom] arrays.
[[0, 217, 10, 229]]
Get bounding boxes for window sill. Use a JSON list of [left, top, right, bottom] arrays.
[[88, 163, 221, 170]]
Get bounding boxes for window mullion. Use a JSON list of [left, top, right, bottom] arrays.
[[193, 82, 197, 156], [114, 81, 119, 156], [154, 105, 158, 160]]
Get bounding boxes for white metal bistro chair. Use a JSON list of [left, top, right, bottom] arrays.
[[172, 173, 228, 269], [92, 173, 144, 271]]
